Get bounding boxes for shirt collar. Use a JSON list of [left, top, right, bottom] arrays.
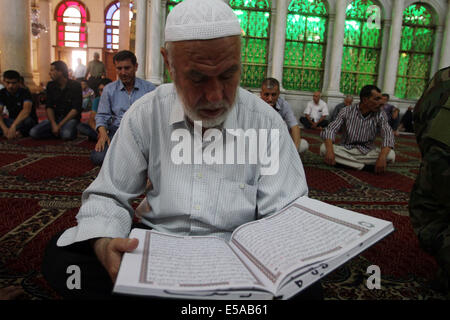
[[274, 99, 282, 112], [169, 92, 240, 136], [119, 77, 140, 91], [356, 103, 377, 118], [5, 88, 21, 98]]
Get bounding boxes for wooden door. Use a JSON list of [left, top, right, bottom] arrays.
[[56, 48, 72, 68], [103, 51, 117, 81]]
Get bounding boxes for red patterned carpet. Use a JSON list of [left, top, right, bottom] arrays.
[[0, 128, 446, 300]]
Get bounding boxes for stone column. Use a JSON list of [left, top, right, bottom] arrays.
[[147, 0, 162, 84], [38, 0, 51, 85], [322, 13, 334, 93], [324, 0, 346, 96], [0, 0, 36, 90], [377, 19, 391, 89], [382, 0, 404, 96], [271, 0, 288, 88], [119, 0, 131, 51], [135, 0, 147, 78], [439, 4, 450, 69]]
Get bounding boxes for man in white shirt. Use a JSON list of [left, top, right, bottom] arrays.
[[73, 58, 87, 81], [41, 0, 312, 300], [300, 91, 329, 129]]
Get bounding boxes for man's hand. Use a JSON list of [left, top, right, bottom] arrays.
[[0, 285, 24, 300], [92, 237, 139, 282], [324, 148, 336, 166], [311, 122, 317, 129], [5, 126, 17, 140], [375, 156, 387, 174], [51, 122, 60, 136], [95, 132, 111, 152]]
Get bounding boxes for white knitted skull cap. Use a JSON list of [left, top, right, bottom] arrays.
[[165, 0, 242, 42]]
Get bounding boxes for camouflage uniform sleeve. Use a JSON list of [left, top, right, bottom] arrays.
[[409, 142, 450, 261]]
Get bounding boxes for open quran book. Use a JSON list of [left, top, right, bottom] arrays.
[[113, 197, 394, 300]]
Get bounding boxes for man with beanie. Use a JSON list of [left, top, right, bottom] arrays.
[[42, 0, 310, 299]]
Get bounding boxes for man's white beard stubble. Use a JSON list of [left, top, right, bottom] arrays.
[[174, 79, 238, 128], [182, 99, 234, 128]]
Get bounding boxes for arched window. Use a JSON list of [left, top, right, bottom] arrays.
[[105, 1, 134, 51], [340, 0, 382, 95], [55, 0, 89, 48], [395, 3, 436, 99], [283, 0, 328, 91], [230, 0, 271, 88]]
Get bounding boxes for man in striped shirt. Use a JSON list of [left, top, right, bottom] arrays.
[[320, 85, 395, 173]]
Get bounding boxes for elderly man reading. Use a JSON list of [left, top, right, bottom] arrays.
[[42, 0, 310, 300]]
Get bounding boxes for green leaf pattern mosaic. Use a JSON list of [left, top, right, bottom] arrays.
[[395, 3, 436, 99], [283, 0, 328, 91], [340, 0, 381, 95], [231, 0, 271, 88]]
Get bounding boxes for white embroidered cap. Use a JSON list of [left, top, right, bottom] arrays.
[[165, 0, 242, 42]]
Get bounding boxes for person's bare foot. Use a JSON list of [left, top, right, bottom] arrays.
[[0, 285, 24, 300]]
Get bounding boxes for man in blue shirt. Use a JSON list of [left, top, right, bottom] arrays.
[[91, 50, 155, 165], [260, 78, 309, 154]]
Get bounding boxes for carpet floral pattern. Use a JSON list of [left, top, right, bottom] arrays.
[[0, 129, 446, 300]]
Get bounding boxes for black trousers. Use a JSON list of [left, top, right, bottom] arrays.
[[42, 229, 323, 300], [299, 117, 329, 129]]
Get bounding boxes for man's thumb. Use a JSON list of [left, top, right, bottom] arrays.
[[126, 238, 139, 251]]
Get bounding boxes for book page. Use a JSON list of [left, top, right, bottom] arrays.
[[139, 231, 264, 289], [230, 199, 372, 285]]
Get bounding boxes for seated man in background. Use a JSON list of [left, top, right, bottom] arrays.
[[320, 85, 395, 173], [330, 95, 353, 123], [90, 50, 155, 166], [300, 91, 329, 129], [81, 80, 94, 110], [397, 105, 414, 134], [30, 61, 82, 141], [409, 66, 450, 294], [77, 79, 112, 142], [42, 0, 311, 300], [260, 77, 309, 154], [0, 70, 38, 139], [381, 93, 400, 135]]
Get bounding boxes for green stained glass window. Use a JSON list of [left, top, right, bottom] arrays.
[[340, 0, 381, 95], [164, 0, 184, 83], [283, 0, 328, 91], [395, 4, 436, 99], [231, 0, 271, 88]]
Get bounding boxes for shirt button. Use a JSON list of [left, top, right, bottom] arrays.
[[239, 184, 245, 189], [194, 205, 201, 210], [197, 173, 202, 179]]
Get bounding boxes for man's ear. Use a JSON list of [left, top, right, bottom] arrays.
[[160, 47, 172, 74]]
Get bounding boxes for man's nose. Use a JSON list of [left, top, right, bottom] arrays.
[[204, 78, 224, 103]]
